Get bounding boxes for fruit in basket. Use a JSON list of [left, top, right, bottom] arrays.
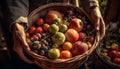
[[113, 58, 120, 64], [53, 18, 62, 25], [28, 26, 36, 35], [71, 41, 88, 56], [48, 48, 60, 59], [52, 32, 65, 45], [43, 23, 50, 32], [100, 36, 120, 65], [111, 43, 119, 51], [88, 36, 95, 43], [59, 24, 68, 33], [78, 32, 86, 41], [65, 29, 79, 43], [62, 41, 73, 50], [27, 7, 97, 60], [86, 24, 92, 31], [108, 50, 119, 58], [32, 34, 39, 41], [69, 18, 83, 32], [49, 24, 59, 34], [35, 26, 43, 33], [60, 50, 72, 59], [36, 18, 44, 25], [45, 10, 62, 24]]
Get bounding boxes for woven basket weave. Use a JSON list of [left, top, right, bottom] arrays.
[[25, 3, 99, 69]]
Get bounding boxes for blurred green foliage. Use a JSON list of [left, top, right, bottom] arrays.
[[99, 0, 108, 16]]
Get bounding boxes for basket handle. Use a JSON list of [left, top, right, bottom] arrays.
[[64, 0, 79, 7]]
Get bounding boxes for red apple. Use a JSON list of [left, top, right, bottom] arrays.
[[69, 18, 83, 32], [71, 41, 88, 56], [78, 32, 86, 41], [65, 29, 79, 43], [45, 10, 62, 24]]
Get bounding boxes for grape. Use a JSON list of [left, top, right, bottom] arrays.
[[38, 49, 45, 56], [34, 41, 40, 46], [38, 44, 42, 49], [67, 10, 73, 16], [28, 42, 34, 47], [36, 33, 42, 39]]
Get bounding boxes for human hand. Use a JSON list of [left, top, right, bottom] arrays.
[[13, 23, 33, 64], [90, 7, 105, 40]]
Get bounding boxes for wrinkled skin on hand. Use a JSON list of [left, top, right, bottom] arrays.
[[90, 7, 105, 40], [13, 23, 33, 64]]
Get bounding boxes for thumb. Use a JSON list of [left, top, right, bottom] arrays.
[[95, 18, 100, 31]]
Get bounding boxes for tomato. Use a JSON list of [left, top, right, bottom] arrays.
[[28, 26, 36, 35], [35, 26, 43, 33], [62, 42, 72, 50], [60, 50, 72, 59], [36, 18, 44, 26], [43, 23, 50, 32]]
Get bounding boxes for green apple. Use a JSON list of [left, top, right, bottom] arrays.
[[49, 24, 59, 34], [48, 48, 60, 59], [53, 18, 62, 25], [52, 32, 65, 45], [59, 24, 68, 33]]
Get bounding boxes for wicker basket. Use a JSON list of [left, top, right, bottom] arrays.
[[96, 33, 120, 69], [25, 3, 99, 69]]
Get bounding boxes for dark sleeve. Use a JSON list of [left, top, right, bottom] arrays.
[[7, 0, 29, 21], [7, 0, 29, 31], [80, 0, 99, 13]]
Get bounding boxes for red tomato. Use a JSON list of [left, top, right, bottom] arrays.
[[43, 23, 50, 32], [35, 26, 43, 33], [28, 26, 36, 35], [36, 18, 44, 26], [60, 50, 72, 59]]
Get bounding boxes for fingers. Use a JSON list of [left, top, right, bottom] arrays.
[[13, 23, 39, 59], [14, 23, 31, 49], [13, 33, 33, 64], [90, 7, 105, 41], [13, 23, 34, 64]]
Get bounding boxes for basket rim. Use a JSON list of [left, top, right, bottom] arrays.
[[25, 3, 100, 63]]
